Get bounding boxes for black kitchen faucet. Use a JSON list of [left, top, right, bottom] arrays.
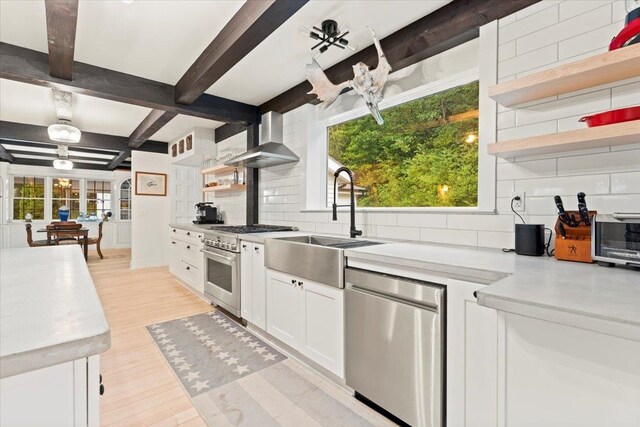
[[332, 167, 362, 239]]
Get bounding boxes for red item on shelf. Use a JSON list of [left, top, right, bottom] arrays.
[[609, 18, 640, 50], [579, 106, 640, 127]]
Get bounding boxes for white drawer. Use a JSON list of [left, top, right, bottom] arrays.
[[176, 260, 201, 290], [180, 243, 203, 268], [169, 227, 204, 245]]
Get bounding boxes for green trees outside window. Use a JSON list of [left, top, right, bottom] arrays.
[[328, 81, 479, 208], [13, 177, 45, 220]]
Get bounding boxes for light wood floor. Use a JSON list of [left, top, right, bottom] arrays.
[[89, 249, 211, 426]]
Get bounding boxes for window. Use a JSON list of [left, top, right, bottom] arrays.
[[327, 81, 479, 208], [87, 180, 112, 217], [119, 178, 132, 220], [13, 177, 45, 220], [52, 178, 81, 219]]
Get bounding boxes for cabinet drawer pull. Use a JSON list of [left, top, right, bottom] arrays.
[[291, 279, 297, 285], [298, 281, 304, 287], [187, 245, 191, 249], [187, 232, 191, 236], [242, 244, 247, 249], [186, 266, 191, 270], [171, 241, 176, 244], [172, 229, 176, 232], [100, 384, 105, 396], [473, 290, 478, 299]]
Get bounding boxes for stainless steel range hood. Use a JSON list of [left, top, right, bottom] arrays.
[[224, 111, 299, 168]]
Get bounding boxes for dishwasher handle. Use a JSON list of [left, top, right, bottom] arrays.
[[345, 267, 444, 309]]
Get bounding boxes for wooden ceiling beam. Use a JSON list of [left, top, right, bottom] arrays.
[[0, 144, 15, 163], [45, 0, 79, 80], [0, 121, 167, 153], [0, 43, 259, 124], [175, 0, 309, 105], [128, 110, 177, 148], [9, 157, 109, 170], [106, 151, 131, 170]]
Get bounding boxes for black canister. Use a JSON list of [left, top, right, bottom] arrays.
[[515, 224, 545, 256]]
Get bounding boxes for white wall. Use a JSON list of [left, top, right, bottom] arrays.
[[253, 0, 639, 248], [131, 151, 170, 268]]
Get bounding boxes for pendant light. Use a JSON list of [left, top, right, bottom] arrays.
[[48, 120, 82, 143], [53, 145, 74, 170]]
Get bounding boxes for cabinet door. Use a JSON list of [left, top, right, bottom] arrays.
[[169, 239, 179, 275], [265, 269, 300, 348], [300, 280, 344, 377], [240, 242, 253, 322], [251, 244, 267, 330], [447, 279, 498, 427]]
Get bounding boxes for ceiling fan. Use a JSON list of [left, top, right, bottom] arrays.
[[299, 19, 358, 58], [48, 88, 81, 169]]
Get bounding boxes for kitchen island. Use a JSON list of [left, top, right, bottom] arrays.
[[345, 242, 640, 427], [0, 245, 110, 426]]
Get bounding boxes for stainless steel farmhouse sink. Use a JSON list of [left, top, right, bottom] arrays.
[[264, 235, 383, 288]]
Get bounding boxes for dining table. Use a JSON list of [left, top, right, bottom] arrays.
[[37, 227, 89, 261]]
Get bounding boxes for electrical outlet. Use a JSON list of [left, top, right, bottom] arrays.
[[511, 192, 525, 212]]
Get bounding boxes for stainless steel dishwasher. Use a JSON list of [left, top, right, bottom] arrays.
[[345, 267, 445, 427]]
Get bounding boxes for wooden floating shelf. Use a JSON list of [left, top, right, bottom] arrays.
[[202, 184, 245, 193], [487, 121, 640, 158], [489, 44, 640, 107], [201, 164, 236, 175]]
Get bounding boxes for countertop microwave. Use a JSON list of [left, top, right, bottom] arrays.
[[592, 213, 640, 268]]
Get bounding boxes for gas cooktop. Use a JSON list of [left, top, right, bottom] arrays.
[[207, 224, 296, 234]]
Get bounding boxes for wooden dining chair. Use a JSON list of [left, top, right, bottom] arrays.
[[49, 223, 83, 245], [83, 221, 105, 259], [25, 223, 48, 247]]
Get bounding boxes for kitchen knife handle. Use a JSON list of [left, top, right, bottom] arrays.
[[577, 192, 590, 225], [558, 222, 566, 239], [555, 195, 577, 227]]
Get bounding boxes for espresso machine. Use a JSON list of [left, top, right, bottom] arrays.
[[194, 202, 223, 224]]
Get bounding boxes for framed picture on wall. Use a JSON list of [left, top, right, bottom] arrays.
[[135, 171, 167, 196]]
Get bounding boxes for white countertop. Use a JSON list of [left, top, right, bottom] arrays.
[[169, 223, 215, 234], [345, 242, 640, 342], [239, 231, 310, 244], [0, 246, 111, 378]]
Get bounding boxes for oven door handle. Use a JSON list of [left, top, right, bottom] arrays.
[[200, 249, 235, 263]]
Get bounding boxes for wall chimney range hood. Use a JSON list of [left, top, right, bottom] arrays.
[[224, 111, 299, 168]]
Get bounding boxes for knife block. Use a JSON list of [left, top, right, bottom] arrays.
[[554, 210, 596, 263]]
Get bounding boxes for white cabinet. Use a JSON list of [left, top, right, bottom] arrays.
[[266, 269, 345, 377], [240, 242, 267, 330], [0, 355, 100, 426], [447, 279, 498, 427], [168, 227, 205, 295]]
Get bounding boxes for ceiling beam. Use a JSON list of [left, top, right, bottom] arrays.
[[9, 157, 109, 170], [215, 123, 248, 144], [106, 151, 130, 170], [45, 0, 79, 80], [0, 121, 167, 153], [175, 0, 309, 105], [0, 43, 259, 124], [128, 110, 177, 148], [260, 0, 541, 115], [0, 144, 15, 163]]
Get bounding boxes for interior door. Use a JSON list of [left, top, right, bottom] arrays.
[[171, 165, 198, 224], [251, 244, 267, 330], [266, 269, 299, 348]]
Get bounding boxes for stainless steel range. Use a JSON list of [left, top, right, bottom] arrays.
[[201, 225, 295, 316]]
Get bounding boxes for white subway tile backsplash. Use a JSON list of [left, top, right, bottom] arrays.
[[516, 1, 562, 20], [515, 90, 610, 126], [612, 0, 630, 21], [558, 0, 612, 21], [498, 44, 558, 79], [558, 21, 623, 60], [516, 5, 612, 55], [498, 159, 557, 180], [377, 225, 420, 241], [447, 214, 514, 232], [557, 150, 640, 176], [500, 5, 559, 44], [497, 110, 516, 130], [515, 175, 610, 196], [395, 213, 447, 228], [611, 81, 640, 108], [497, 120, 557, 142], [587, 194, 640, 213], [420, 228, 478, 246], [478, 231, 515, 249], [611, 172, 640, 194], [498, 41, 517, 61], [497, 181, 515, 198]]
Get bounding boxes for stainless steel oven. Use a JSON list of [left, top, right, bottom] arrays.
[[202, 245, 240, 316]]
